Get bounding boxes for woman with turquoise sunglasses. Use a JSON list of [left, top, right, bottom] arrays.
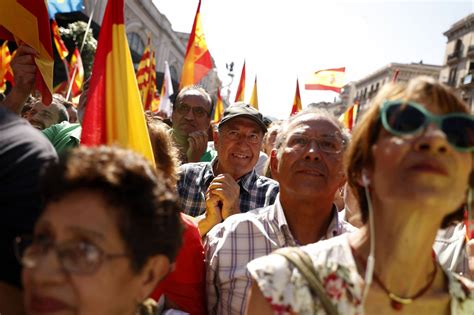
[[246, 76, 474, 314]]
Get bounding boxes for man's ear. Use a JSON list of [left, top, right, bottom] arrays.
[[213, 129, 220, 147], [136, 255, 171, 302], [270, 149, 279, 180]]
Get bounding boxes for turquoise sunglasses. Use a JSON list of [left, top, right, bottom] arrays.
[[380, 100, 474, 152]]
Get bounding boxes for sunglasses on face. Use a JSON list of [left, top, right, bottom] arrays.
[[174, 103, 210, 118], [380, 100, 474, 152], [14, 235, 128, 275]]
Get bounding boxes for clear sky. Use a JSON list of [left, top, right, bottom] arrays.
[[153, 0, 473, 119]]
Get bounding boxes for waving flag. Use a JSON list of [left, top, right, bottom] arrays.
[[290, 79, 302, 116], [305, 67, 345, 93], [249, 76, 258, 109], [67, 47, 84, 97], [136, 37, 157, 110], [213, 86, 224, 123], [0, 0, 54, 104], [80, 0, 155, 166], [51, 20, 69, 60], [0, 41, 13, 93], [338, 101, 359, 132], [158, 61, 174, 116], [179, 0, 213, 88], [234, 61, 245, 102]]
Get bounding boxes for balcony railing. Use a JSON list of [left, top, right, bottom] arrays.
[[447, 51, 461, 64]]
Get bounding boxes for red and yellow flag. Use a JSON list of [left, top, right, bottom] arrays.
[[249, 76, 258, 109], [213, 86, 224, 123], [234, 61, 245, 102], [179, 0, 213, 89], [305, 67, 345, 93], [290, 79, 302, 116], [51, 19, 69, 60], [0, 41, 13, 93], [136, 37, 157, 110], [0, 0, 54, 104], [338, 101, 359, 132], [68, 47, 84, 97], [80, 0, 155, 166]]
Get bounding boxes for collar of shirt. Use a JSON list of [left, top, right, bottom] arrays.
[[208, 157, 258, 194], [269, 196, 342, 245]]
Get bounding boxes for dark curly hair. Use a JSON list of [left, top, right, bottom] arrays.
[[40, 146, 183, 272]]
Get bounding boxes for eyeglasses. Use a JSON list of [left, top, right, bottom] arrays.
[[380, 100, 474, 152], [174, 103, 210, 118], [286, 135, 345, 154], [14, 235, 128, 275], [223, 129, 262, 144]]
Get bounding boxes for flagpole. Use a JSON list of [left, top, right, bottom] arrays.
[[66, 0, 98, 101]]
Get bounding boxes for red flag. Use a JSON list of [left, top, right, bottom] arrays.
[[290, 79, 302, 116], [338, 101, 359, 132], [392, 69, 400, 82], [80, 0, 155, 165], [179, 0, 213, 88], [305, 67, 345, 93], [68, 47, 84, 97], [51, 19, 69, 60], [0, 0, 54, 104], [234, 61, 246, 102]]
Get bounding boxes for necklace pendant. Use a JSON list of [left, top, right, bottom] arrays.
[[390, 300, 403, 311]]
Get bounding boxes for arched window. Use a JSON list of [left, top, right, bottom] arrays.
[[127, 32, 145, 67]]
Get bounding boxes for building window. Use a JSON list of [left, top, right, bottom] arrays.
[[448, 67, 458, 86], [127, 32, 145, 68]]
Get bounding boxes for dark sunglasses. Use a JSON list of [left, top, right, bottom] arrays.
[[174, 103, 210, 118], [380, 100, 474, 152]]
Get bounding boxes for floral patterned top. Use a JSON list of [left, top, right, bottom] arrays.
[[247, 234, 474, 315]]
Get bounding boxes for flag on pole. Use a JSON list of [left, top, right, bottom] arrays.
[[290, 79, 302, 116], [0, 41, 13, 93], [179, 0, 213, 89], [158, 61, 174, 117], [51, 20, 69, 60], [392, 69, 400, 82], [338, 101, 359, 132], [136, 37, 157, 110], [213, 86, 224, 123], [47, 0, 84, 19], [305, 67, 345, 93], [68, 47, 84, 97], [80, 0, 155, 166], [234, 61, 245, 102], [249, 76, 258, 109], [0, 0, 54, 104]]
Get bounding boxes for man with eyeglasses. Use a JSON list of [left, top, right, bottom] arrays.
[[177, 103, 279, 236], [204, 107, 356, 314], [170, 85, 216, 164]]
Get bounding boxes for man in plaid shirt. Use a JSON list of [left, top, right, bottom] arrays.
[[177, 103, 279, 236], [205, 108, 357, 314]]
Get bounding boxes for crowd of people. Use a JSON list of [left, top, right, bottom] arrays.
[[0, 44, 473, 315]]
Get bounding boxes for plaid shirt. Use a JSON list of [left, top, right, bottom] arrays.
[[205, 196, 356, 315], [177, 158, 279, 217]]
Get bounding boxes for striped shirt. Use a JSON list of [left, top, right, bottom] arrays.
[[177, 158, 279, 217], [205, 196, 356, 315]]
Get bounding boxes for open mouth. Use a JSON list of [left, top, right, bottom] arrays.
[[231, 153, 250, 160]]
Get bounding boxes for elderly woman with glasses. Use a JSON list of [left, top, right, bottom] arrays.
[[246, 76, 474, 314], [16, 146, 182, 315]]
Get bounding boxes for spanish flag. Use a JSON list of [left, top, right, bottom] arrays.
[[290, 79, 302, 116], [234, 61, 245, 102], [0, 0, 54, 104], [68, 47, 84, 97], [249, 76, 258, 109], [80, 0, 155, 166], [51, 20, 69, 60], [305, 67, 345, 93], [338, 101, 359, 132], [0, 41, 13, 93], [179, 0, 213, 89], [213, 86, 224, 123]]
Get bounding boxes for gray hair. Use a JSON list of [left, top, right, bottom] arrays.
[[174, 85, 213, 115], [51, 94, 70, 123], [274, 107, 351, 158]]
